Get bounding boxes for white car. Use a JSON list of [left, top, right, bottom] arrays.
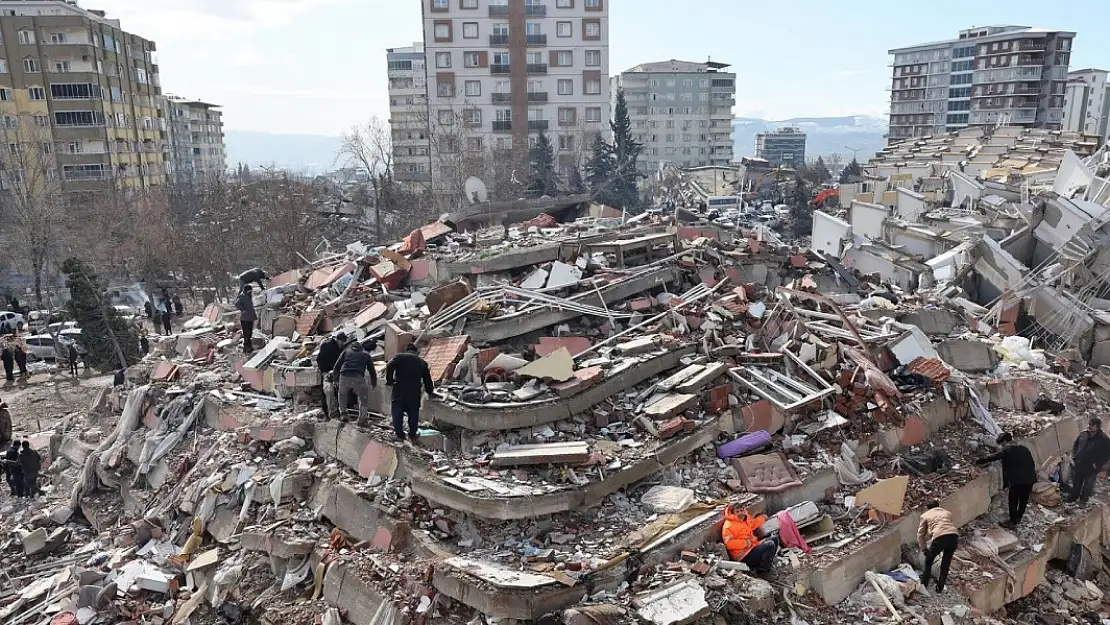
[[0, 311, 25, 332], [57, 328, 87, 355], [23, 335, 58, 360], [46, 321, 78, 335]]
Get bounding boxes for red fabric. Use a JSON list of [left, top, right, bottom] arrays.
[[774, 510, 811, 553]]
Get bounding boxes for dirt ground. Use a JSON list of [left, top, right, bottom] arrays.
[[1, 372, 113, 440]]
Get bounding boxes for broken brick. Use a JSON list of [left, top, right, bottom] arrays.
[[691, 561, 710, 576], [681, 550, 698, 562], [706, 383, 732, 414], [658, 417, 695, 439], [421, 335, 470, 383]]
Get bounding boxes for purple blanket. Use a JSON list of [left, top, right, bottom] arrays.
[[717, 430, 772, 459]]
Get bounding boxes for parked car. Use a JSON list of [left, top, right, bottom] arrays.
[[0, 311, 25, 332], [46, 321, 78, 335], [56, 328, 87, 355], [26, 310, 51, 334], [23, 334, 58, 361]]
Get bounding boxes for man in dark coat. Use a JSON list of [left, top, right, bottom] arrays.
[[4, 439, 22, 497], [235, 286, 257, 353], [975, 432, 1037, 527], [331, 342, 377, 425], [317, 333, 347, 417], [0, 398, 11, 447], [67, 343, 79, 376], [1, 344, 13, 382], [1067, 418, 1110, 504], [385, 344, 435, 443], [12, 343, 27, 379], [18, 440, 41, 497], [237, 267, 269, 291]]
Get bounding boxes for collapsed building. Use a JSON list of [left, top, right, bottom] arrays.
[[6, 144, 1110, 625]]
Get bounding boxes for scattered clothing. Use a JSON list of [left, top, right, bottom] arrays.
[[774, 510, 811, 553]]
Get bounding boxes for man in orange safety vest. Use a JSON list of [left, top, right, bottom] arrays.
[[722, 505, 778, 573]]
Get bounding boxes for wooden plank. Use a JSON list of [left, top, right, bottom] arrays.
[[489, 441, 590, 468], [642, 393, 697, 420], [674, 362, 728, 394]]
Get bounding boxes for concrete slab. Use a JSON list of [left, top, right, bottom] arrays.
[[937, 339, 999, 372], [322, 561, 406, 625]]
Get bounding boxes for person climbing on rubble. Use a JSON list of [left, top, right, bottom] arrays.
[[721, 505, 777, 573], [237, 267, 269, 292], [4, 438, 22, 497], [139, 333, 149, 356], [18, 440, 41, 497], [917, 501, 959, 594], [1033, 392, 1065, 416], [331, 341, 377, 425], [385, 343, 435, 444], [1065, 418, 1110, 505], [975, 432, 1036, 528], [317, 332, 348, 417], [235, 285, 257, 353]]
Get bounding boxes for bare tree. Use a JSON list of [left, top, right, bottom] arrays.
[[246, 168, 321, 269], [337, 117, 396, 243], [0, 118, 70, 305]]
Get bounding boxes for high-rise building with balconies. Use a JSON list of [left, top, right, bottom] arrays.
[[0, 0, 166, 197], [611, 59, 735, 173], [754, 127, 806, 169], [163, 95, 226, 185], [887, 26, 1075, 143], [421, 0, 610, 207], [1063, 69, 1110, 145], [387, 43, 432, 192]]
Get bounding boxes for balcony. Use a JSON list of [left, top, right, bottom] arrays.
[[489, 34, 509, 46], [526, 63, 547, 75], [528, 120, 549, 131], [492, 121, 512, 132], [491, 92, 512, 103], [526, 34, 547, 46], [491, 64, 511, 75], [527, 92, 548, 103], [488, 4, 509, 16], [525, 4, 547, 16]]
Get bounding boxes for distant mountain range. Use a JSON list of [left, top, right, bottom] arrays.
[[226, 115, 889, 173], [732, 115, 888, 163]]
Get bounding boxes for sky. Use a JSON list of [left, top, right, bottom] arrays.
[[87, 0, 1110, 137]]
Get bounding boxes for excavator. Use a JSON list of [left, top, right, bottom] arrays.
[[811, 188, 840, 208]]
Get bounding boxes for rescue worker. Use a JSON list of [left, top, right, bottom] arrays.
[[18, 440, 41, 497], [721, 505, 777, 573], [316, 333, 347, 417], [385, 343, 435, 443], [1066, 418, 1110, 504], [917, 501, 959, 593], [975, 432, 1037, 528], [237, 267, 269, 291], [235, 285, 257, 353], [4, 439, 21, 497], [331, 341, 377, 425]]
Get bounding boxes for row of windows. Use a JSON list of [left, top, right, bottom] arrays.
[[0, 58, 151, 86], [432, 0, 601, 9], [634, 120, 713, 129], [949, 87, 971, 99], [442, 20, 599, 40], [434, 49, 601, 68], [947, 100, 970, 111], [438, 77, 601, 97], [436, 106, 603, 124]]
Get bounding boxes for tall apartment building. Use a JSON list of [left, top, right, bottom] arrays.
[[611, 59, 735, 173], [421, 0, 610, 203], [163, 95, 226, 184], [754, 127, 806, 169], [1063, 69, 1110, 144], [0, 0, 166, 196], [888, 26, 1075, 142], [387, 43, 432, 189]]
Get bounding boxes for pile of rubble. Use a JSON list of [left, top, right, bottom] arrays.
[[6, 177, 1110, 625]]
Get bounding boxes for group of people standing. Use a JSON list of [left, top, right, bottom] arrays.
[[0, 398, 42, 498], [315, 333, 435, 443], [145, 291, 184, 336], [1, 338, 29, 383]]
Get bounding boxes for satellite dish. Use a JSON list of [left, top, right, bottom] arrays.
[[464, 177, 488, 204]]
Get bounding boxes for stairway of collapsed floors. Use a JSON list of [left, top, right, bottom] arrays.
[[4, 212, 1110, 625]]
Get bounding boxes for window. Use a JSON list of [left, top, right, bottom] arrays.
[[528, 107, 543, 121], [1, 116, 17, 129], [557, 21, 572, 37], [7, 143, 19, 155], [951, 60, 973, 72], [559, 135, 575, 150], [585, 107, 601, 122], [67, 142, 83, 154], [434, 23, 450, 39], [23, 58, 40, 73], [0, 60, 6, 74], [526, 79, 543, 93], [462, 22, 479, 39], [683, 79, 693, 88], [49, 32, 67, 44], [585, 79, 601, 95], [466, 137, 483, 151], [949, 87, 971, 98], [493, 52, 510, 66], [435, 52, 451, 68], [54, 111, 103, 126], [526, 22, 542, 35], [463, 108, 481, 125], [585, 21, 600, 38], [18, 30, 35, 45], [496, 109, 512, 122], [33, 115, 48, 127], [53, 61, 70, 73], [461, 0, 478, 7], [432, 0, 448, 8], [437, 81, 455, 97], [464, 52, 481, 67], [64, 164, 106, 181], [585, 0, 600, 6], [465, 80, 481, 96], [699, 93, 709, 101], [438, 110, 454, 125], [558, 79, 573, 95], [585, 50, 600, 66], [527, 51, 543, 65], [492, 23, 509, 36], [0, 89, 10, 101], [558, 108, 575, 123], [557, 0, 573, 6], [666, 79, 676, 87], [556, 50, 573, 66], [28, 87, 45, 100], [951, 73, 971, 85], [494, 79, 511, 93]]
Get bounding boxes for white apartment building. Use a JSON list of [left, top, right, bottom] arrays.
[[421, 0, 610, 202], [1063, 69, 1110, 144], [888, 26, 1074, 142], [164, 96, 227, 184], [387, 43, 432, 189], [611, 59, 736, 173]]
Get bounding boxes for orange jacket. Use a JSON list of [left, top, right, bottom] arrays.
[[722, 506, 766, 560]]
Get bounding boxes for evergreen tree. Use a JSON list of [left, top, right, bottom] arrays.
[[838, 158, 863, 184], [609, 88, 643, 211], [585, 133, 619, 208], [527, 130, 559, 198], [568, 166, 585, 195], [789, 175, 813, 236], [811, 157, 832, 184], [62, 257, 140, 371]]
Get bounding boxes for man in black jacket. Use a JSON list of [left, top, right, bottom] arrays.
[[385, 343, 435, 443], [975, 432, 1036, 527], [317, 333, 347, 417], [331, 341, 377, 425], [235, 286, 257, 353], [4, 439, 21, 497], [1067, 418, 1110, 504]]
